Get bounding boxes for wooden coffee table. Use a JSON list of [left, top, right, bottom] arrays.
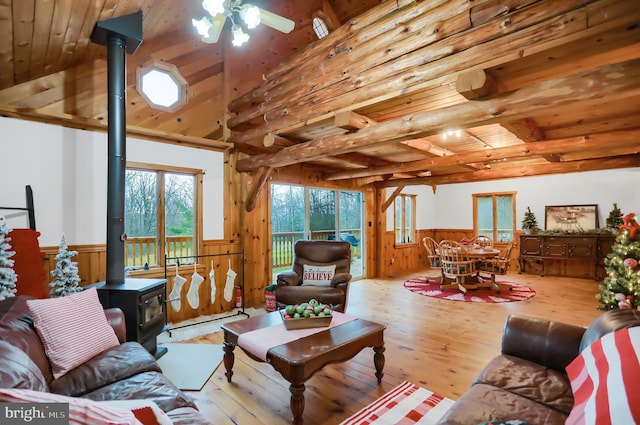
[[221, 312, 386, 424]]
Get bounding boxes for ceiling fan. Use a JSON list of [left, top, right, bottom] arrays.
[[192, 0, 295, 47]]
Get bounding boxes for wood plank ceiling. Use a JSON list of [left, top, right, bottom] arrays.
[[0, 0, 639, 189]]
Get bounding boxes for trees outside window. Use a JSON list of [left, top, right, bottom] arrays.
[[473, 192, 516, 242], [125, 162, 202, 267], [271, 184, 364, 278], [394, 194, 415, 245]]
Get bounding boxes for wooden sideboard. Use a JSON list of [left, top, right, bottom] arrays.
[[518, 234, 615, 280]]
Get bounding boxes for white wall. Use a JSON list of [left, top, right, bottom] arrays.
[[0, 117, 224, 246], [387, 169, 640, 231]]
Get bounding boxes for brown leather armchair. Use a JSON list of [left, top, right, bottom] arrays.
[[275, 240, 352, 312]]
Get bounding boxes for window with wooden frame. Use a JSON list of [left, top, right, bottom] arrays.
[[394, 194, 416, 245], [473, 192, 516, 242], [124, 162, 203, 268]]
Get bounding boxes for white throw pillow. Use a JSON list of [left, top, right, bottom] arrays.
[[301, 264, 336, 286]]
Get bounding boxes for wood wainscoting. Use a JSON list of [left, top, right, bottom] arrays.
[[40, 240, 247, 323]]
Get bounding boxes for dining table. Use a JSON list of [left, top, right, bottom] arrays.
[[457, 245, 507, 292], [463, 246, 500, 259]]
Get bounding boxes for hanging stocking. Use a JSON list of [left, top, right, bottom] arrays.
[[168, 264, 186, 312], [187, 263, 204, 310], [209, 260, 216, 304], [224, 258, 236, 302]]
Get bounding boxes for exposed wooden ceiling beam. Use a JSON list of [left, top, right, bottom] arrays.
[[502, 118, 561, 162], [0, 105, 231, 150], [381, 186, 405, 213], [456, 69, 499, 100], [230, 0, 638, 144], [236, 59, 640, 172], [335, 110, 377, 131], [374, 155, 640, 187], [245, 167, 272, 212], [324, 129, 640, 180]]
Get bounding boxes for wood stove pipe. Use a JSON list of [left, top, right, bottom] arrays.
[[91, 12, 143, 284], [105, 35, 126, 284]]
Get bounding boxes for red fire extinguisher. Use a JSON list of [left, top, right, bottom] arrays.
[[235, 286, 242, 308]]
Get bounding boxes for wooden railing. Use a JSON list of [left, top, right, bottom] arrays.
[[125, 235, 194, 267], [272, 230, 361, 268]]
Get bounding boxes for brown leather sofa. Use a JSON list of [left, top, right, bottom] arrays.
[[0, 295, 209, 424], [275, 240, 352, 312], [436, 309, 640, 425]]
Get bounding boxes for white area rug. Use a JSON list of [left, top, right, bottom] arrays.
[[157, 343, 223, 391], [340, 381, 455, 425]]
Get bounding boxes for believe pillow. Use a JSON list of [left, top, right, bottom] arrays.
[[565, 327, 640, 425], [0, 388, 171, 425], [302, 264, 336, 286], [26, 287, 120, 379]]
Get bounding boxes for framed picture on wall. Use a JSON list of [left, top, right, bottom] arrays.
[[544, 204, 599, 231]]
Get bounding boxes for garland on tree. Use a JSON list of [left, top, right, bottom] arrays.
[[597, 213, 640, 310], [49, 235, 83, 297], [0, 220, 18, 301]]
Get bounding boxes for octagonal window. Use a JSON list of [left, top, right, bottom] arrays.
[[136, 61, 188, 112]]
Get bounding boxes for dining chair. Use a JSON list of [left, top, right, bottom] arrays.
[[438, 239, 480, 294], [478, 242, 514, 289], [471, 235, 493, 249], [422, 237, 442, 281]]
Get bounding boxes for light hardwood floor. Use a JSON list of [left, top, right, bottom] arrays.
[[181, 269, 603, 424]]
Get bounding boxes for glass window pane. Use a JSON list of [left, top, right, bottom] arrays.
[[165, 173, 195, 259], [339, 190, 363, 277], [497, 195, 514, 242], [477, 196, 494, 237], [309, 188, 336, 240], [271, 184, 305, 274], [395, 198, 403, 244], [405, 196, 413, 243], [125, 170, 157, 266]]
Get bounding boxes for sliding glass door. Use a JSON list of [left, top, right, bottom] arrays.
[[271, 184, 364, 280]]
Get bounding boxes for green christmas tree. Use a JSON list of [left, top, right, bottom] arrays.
[[0, 220, 18, 301], [597, 213, 640, 310], [49, 236, 83, 297], [521, 207, 538, 230], [605, 203, 623, 230]]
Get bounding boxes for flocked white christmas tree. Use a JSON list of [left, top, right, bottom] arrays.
[[0, 219, 18, 301], [49, 235, 83, 297]]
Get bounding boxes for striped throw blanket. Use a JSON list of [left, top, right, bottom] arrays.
[[341, 381, 454, 425], [566, 327, 640, 425]]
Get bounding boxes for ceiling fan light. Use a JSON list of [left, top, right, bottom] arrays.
[[192, 16, 212, 37], [231, 24, 249, 47], [240, 4, 261, 29], [202, 0, 225, 16]]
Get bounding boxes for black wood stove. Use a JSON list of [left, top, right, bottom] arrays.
[[96, 278, 167, 359]]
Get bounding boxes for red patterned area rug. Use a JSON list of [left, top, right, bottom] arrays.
[[403, 277, 536, 303], [340, 381, 454, 425]]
